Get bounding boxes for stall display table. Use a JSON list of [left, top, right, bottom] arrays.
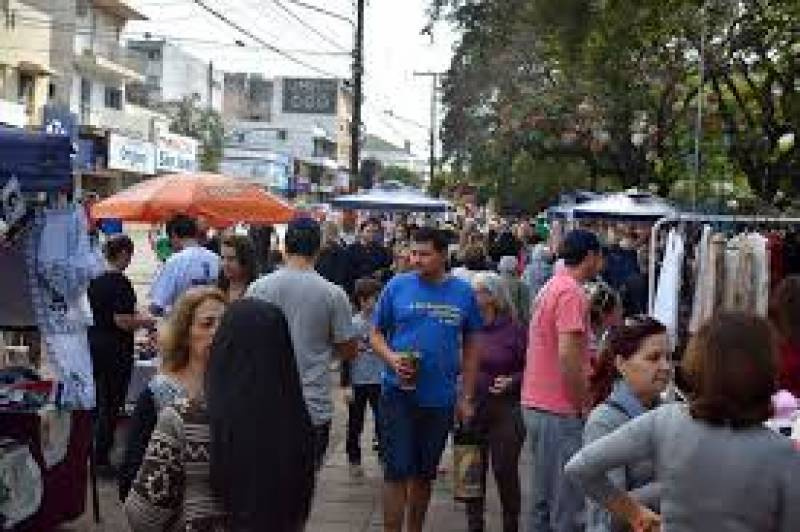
[[0, 409, 91, 531]]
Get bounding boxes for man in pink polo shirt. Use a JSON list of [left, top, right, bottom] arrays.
[[521, 229, 604, 532]]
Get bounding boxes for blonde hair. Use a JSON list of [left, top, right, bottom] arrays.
[[159, 286, 226, 372]]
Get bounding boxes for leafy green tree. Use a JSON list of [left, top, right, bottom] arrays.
[[429, 0, 799, 203], [169, 95, 224, 172]]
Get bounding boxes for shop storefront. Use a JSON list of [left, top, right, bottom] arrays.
[[155, 128, 198, 174], [81, 133, 156, 197]]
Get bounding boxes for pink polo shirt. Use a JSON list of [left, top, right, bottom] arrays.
[[521, 270, 590, 415]]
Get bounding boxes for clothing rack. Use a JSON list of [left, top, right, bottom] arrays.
[[647, 214, 800, 314]]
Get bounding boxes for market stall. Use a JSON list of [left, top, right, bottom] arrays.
[[330, 181, 453, 213], [648, 213, 800, 350], [0, 129, 98, 530]]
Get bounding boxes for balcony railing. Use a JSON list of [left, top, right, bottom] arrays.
[[76, 42, 146, 80]]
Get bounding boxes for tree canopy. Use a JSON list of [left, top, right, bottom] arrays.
[[430, 0, 798, 212]]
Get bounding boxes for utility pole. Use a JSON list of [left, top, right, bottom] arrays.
[[413, 72, 442, 188], [207, 61, 214, 111], [349, 0, 365, 191]]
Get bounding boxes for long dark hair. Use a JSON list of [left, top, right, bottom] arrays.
[[217, 234, 257, 292], [589, 316, 667, 408], [206, 299, 315, 531]]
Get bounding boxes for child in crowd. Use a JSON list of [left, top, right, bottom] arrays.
[[342, 277, 385, 478]]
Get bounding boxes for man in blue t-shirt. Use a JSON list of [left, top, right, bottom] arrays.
[[371, 226, 483, 532]]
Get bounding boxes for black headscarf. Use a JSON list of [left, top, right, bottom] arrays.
[[206, 299, 315, 532]]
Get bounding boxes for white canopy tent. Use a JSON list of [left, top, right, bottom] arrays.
[[330, 181, 453, 213]]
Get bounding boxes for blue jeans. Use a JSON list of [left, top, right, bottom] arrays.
[[522, 408, 585, 532]]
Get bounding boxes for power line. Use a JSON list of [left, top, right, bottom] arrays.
[[283, 0, 354, 25], [270, 0, 350, 52], [7, 15, 350, 56], [190, 0, 342, 77]]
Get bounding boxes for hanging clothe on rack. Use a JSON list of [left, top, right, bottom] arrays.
[[652, 228, 684, 350], [649, 215, 800, 356], [689, 225, 713, 334]]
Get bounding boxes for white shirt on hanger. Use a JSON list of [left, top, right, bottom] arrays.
[[652, 228, 684, 351]]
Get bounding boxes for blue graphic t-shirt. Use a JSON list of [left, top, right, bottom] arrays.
[[373, 272, 483, 407]]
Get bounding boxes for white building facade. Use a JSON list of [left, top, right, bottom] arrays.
[[126, 39, 224, 113]]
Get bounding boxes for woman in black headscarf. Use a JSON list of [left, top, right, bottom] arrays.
[[125, 299, 315, 532], [207, 299, 316, 531]]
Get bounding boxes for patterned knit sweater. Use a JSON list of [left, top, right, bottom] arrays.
[[124, 399, 228, 532]]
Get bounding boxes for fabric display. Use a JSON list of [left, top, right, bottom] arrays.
[[25, 208, 97, 408], [0, 439, 43, 529], [651, 221, 799, 353]]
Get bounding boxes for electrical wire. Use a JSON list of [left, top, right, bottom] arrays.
[[283, 0, 354, 25], [269, 0, 350, 52], [190, 0, 342, 77], [6, 13, 351, 57]]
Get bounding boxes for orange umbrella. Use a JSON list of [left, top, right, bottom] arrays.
[[91, 172, 296, 227]]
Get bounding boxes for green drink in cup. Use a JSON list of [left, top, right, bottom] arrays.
[[398, 350, 420, 391]]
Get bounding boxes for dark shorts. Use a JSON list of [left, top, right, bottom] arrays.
[[380, 387, 453, 482]]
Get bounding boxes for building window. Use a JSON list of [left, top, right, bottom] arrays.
[[146, 75, 160, 88], [48, 82, 56, 101], [147, 50, 161, 61], [277, 129, 287, 141], [17, 73, 34, 106], [80, 78, 91, 109], [104, 87, 123, 110], [76, 0, 88, 17]]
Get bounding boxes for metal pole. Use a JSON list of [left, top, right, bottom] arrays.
[[349, 0, 364, 191], [693, 3, 706, 210], [430, 73, 437, 187], [207, 61, 213, 111], [414, 71, 443, 188]]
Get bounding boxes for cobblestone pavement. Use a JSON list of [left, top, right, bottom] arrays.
[[57, 226, 534, 531]]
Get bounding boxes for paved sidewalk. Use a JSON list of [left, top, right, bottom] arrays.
[[58, 227, 534, 531], [60, 396, 533, 532]]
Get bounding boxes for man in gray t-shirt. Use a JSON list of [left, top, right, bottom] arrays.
[[246, 217, 356, 469]]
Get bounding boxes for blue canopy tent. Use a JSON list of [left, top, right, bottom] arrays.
[[0, 128, 74, 193], [331, 181, 452, 213]]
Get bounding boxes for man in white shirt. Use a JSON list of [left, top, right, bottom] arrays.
[[149, 214, 220, 316]]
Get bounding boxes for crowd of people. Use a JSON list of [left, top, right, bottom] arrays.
[[82, 211, 800, 532]]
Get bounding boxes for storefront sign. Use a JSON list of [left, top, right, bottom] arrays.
[[0, 100, 27, 128], [108, 133, 156, 175], [282, 78, 338, 115], [156, 131, 198, 173]]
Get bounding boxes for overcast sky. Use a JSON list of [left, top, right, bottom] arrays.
[[127, 0, 458, 158]]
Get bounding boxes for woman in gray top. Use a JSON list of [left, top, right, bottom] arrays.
[[566, 313, 800, 532], [583, 316, 670, 532]]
